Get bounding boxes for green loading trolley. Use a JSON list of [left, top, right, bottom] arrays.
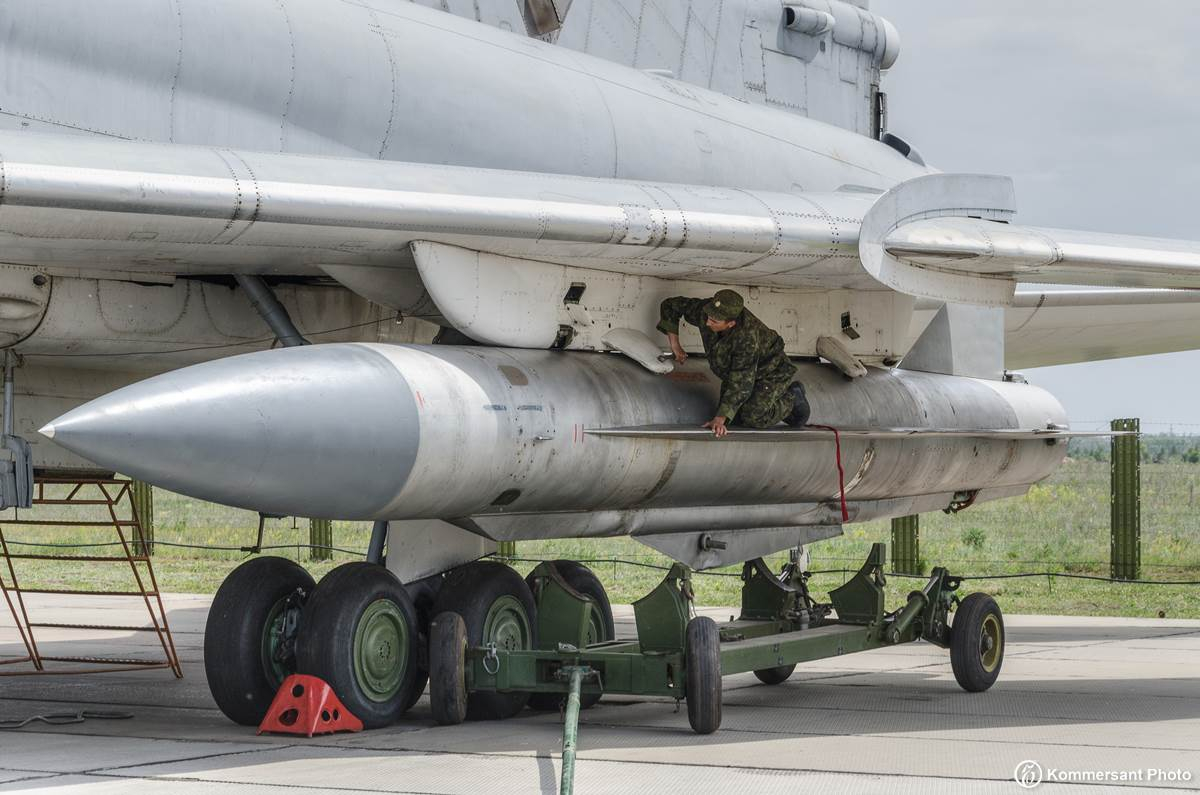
[[428, 543, 1004, 792]]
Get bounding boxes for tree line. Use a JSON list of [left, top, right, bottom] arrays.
[[1068, 433, 1200, 464]]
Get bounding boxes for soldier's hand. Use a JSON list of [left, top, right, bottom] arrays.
[[667, 333, 688, 365], [703, 416, 728, 437]]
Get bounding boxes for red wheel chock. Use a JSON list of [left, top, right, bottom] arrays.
[[257, 674, 363, 737]]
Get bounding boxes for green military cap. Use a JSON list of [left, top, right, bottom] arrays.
[[703, 289, 744, 321]]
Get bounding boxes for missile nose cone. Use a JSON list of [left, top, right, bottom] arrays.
[[38, 424, 55, 439], [44, 344, 420, 519]]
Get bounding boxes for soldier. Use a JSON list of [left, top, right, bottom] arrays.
[[657, 289, 809, 437]]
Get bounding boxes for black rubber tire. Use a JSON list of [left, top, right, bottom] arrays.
[[295, 562, 424, 729], [525, 561, 615, 711], [431, 561, 538, 720], [406, 574, 445, 638], [429, 611, 469, 725], [401, 667, 430, 714], [204, 556, 314, 726], [950, 593, 1005, 692], [400, 574, 442, 714], [753, 664, 797, 685], [396, 662, 429, 710], [685, 616, 722, 734]]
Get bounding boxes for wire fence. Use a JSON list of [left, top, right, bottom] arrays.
[[4, 538, 1198, 586], [503, 554, 1200, 586], [1068, 420, 1200, 431], [1, 538, 366, 556], [3, 445, 1199, 594]]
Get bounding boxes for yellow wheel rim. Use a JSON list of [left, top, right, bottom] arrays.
[[980, 613, 1002, 672]]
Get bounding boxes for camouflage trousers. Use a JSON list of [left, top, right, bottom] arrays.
[[730, 371, 795, 428]]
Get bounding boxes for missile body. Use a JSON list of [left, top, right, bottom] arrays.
[[42, 344, 1066, 524]]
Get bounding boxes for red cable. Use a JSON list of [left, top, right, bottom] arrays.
[[808, 424, 849, 522]]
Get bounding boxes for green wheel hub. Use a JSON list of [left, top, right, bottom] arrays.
[[353, 598, 411, 702], [260, 599, 288, 687], [980, 613, 1002, 672], [483, 595, 532, 652]]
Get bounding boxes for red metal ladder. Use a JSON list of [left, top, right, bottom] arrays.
[[0, 477, 182, 677]]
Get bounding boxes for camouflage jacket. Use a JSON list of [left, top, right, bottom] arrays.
[[657, 296, 797, 419]]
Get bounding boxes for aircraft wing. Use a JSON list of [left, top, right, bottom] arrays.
[[885, 217, 1200, 290], [0, 131, 879, 290], [0, 130, 911, 360], [858, 173, 1200, 306], [7, 134, 1200, 365], [1005, 289, 1200, 368], [900, 289, 1200, 369]]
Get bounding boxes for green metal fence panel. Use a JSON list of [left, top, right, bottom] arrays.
[[309, 518, 333, 562], [1110, 418, 1141, 581], [891, 515, 920, 575], [130, 481, 154, 556]]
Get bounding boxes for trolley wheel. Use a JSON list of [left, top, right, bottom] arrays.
[[685, 616, 722, 734], [432, 561, 538, 720], [753, 664, 796, 685], [429, 611, 469, 725], [950, 592, 1005, 692], [204, 556, 314, 726], [526, 561, 615, 711], [296, 562, 424, 729]]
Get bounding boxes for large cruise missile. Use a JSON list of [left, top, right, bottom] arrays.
[[42, 343, 1068, 530]]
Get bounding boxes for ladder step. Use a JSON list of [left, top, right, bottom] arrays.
[[28, 623, 159, 632], [3, 554, 150, 563], [17, 588, 157, 597], [38, 655, 165, 666], [1, 520, 139, 527], [3, 477, 179, 680]]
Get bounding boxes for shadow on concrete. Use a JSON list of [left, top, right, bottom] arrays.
[[0, 606, 212, 714]]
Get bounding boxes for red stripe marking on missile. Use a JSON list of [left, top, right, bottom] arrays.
[[808, 424, 849, 522], [416, 391, 425, 408]]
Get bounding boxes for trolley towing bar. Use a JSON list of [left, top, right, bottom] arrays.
[[429, 543, 1005, 792]]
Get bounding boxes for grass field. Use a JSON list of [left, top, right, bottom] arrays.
[[2, 459, 1198, 618]]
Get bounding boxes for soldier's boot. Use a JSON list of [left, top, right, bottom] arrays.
[[784, 382, 810, 427]]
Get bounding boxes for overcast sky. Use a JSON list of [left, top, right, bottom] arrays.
[[872, 0, 1200, 431]]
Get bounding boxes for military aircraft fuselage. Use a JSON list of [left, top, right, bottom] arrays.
[[0, 0, 923, 204]]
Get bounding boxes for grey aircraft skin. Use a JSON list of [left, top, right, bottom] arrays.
[[5, 0, 1200, 727]]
